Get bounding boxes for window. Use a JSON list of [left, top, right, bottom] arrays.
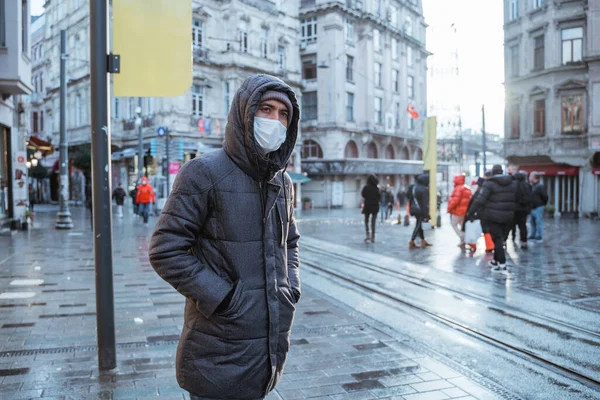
[[562, 27, 583, 65], [278, 46, 286, 70], [128, 98, 135, 119], [374, 62, 382, 87], [561, 94, 583, 134], [302, 92, 318, 120], [346, 55, 354, 82], [224, 81, 232, 116], [407, 76, 414, 98], [374, 97, 382, 124], [22, 0, 28, 54], [239, 21, 248, 53], [509, 44, 519, 77], [146, 97, 153, 115], [0, 0, 5, 47], [302, 140, 323, 159], [302, 55, 317, 80], [373, 29, 381, 52], [32, 112, 39, 133], [193, 20, 204, 49], [301, 17, 317, 43], [395, 102, 400, 127], [260, 27, 268, 58], [367, 142, 378, 158], [40, 111, 44, 131], [404, 17, 413, 36], [533, 0, 544, 9], [510, 104, 520, 138], [509, 0, 519, 21], [534, 99, 545, 136], [192, 86, 204, 118], [392, 38, 398, 60], [385, 145, 395, 159], [346, 92, 354, 121], [114, 98, 120, 120], [407, 46, 413, 67], [344, 141, 359, 158], [374, 0, 382, 16], [533, 35, 544, 70], [393, 69, 399, 92], [76, 93, 82, 126], [390, 6, 398, 28], [408, 114, 415, 130], [39, 73, 43, 92], [345, 19, 355, 44]]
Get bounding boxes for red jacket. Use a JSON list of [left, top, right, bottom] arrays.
[[447, 175, 472, 217], [136, 178, 156, 204]]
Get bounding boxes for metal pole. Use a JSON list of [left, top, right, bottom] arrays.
[[56, 30, 73, 229], [166, 128, 170, 196], [137, 98, 143, 180], [90, 0, 116, 371], [481, 104, 487, 174]]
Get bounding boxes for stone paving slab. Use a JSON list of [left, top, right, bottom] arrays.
[[0, 206, 501, 399]]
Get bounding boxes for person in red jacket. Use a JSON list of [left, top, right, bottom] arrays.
[[136, 177, 156, 224], [447, 175, 472, 247]]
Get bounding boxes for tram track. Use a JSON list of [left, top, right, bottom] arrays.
[[302, 243, 600, 392]]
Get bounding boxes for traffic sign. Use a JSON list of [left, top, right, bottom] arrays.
[[157, 127, 166, 137]]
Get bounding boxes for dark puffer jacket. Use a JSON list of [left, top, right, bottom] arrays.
[[361, 175, 381, 214], [409, 173, 430, 218], [468, 174, 516, 224], [531, 181, 548, 209], [514, 172, 532, 212], [149, 75, 300, 399]]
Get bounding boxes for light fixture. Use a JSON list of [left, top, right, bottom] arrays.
[[34, 151, 42, 159], [31, 158, 38, 167], [26, 161, 31, 168]]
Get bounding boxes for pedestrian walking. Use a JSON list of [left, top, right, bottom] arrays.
[[466, 165, 517, 271], [528, 172, 548, 243], [512, 171, 532, 249], [148, 74, 301, 400], [136, 177, 156, 224], [407, 173, 432, 249], [129, 185, 138, 216], [463, 177, 485, 251], [379, 186, 391, 223], [362, 174, 381, 243], [447, 175, 472, 248], [112, 183, 127, 218]]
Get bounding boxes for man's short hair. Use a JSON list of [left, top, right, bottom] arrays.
[[491, 164, 503, 175]]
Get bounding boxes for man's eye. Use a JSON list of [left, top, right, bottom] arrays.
[[281, 111, 288, 117], [261, 107, 271, 112]]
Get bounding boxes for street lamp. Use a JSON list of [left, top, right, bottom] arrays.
[[135, 102, 143, 180]]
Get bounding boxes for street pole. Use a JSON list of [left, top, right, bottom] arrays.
[[56, 30, 74, 229], [481, 104, 487, 175], [137, 97, 144, 180], [166, 128, 170, 196], [90, 0, 116, 371]]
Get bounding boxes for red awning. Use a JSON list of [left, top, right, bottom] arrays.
[[519, 164, 579, 176], [27, 136, 54, 155], [593, 167, 600, 175]]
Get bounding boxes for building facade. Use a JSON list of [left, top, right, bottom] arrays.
[[503, 0, 600, 217], [298, 0, 428, 208], [0, 0, 33, 232]]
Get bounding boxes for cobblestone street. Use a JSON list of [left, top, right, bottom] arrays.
[[0, 205, 504, 400]]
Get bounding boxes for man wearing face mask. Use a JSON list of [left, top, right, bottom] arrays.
[[149, 74, 300, 400]]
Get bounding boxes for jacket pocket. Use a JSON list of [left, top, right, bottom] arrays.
[[215, 279, 245, 318]]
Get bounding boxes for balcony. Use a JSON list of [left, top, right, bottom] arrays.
[[504, 135, 590, 158], [302, 158, 424, 176]]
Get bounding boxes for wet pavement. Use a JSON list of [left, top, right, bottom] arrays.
[[0, 205, 505, 400]]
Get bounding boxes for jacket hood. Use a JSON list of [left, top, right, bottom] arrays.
[[514, 171, 527, 182], [223, 74, 300, 182], [416, 173, 429, 186], [367, 174, 379, 186], [489, 174, 514, 186], [453, 175, 465, 186], [141, 177, 148, 184]]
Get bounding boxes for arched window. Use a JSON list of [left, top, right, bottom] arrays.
[[344, 141, 359, 158], [385, 145, 395, 160], [367, 142, 378, 158], [414, 148, 423, 160], [302, 140, 323, 159], [401, 147, 410, 160]]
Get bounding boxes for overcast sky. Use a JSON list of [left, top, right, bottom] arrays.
[[30, 0, 505, 135]]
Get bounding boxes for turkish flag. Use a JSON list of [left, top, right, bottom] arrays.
[[407, 105, 419, 119]]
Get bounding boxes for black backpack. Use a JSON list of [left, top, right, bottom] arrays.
[[516, 181, 532, 206]]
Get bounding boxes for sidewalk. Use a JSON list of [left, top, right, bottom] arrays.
[[0, 206, 500, 399]]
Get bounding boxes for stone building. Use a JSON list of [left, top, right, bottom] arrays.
[[298, 0, 428, 208], [0, 0, 33, 232], [503, 0, 600, 217]]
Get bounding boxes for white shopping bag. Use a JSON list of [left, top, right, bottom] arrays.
[[464, 220, 482, 244]]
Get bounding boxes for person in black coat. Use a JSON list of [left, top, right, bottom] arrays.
[[510, 171, 532, 248], [129, 185, 138, 216], [407, 173, 431, 249], [467, 165, 517, 271], [112, 183, 127, 218], [361, 174, 380, 243]]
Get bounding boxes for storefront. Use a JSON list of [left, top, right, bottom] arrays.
[[520, 164, 580, 216], [0, 125, 11, 222]]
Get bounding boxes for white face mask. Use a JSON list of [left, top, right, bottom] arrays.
[[254, 117, 287, 155]]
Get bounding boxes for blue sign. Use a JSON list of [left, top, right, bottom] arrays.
[[157, 127, 166, 137]]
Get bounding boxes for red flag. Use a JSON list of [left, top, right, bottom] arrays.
[[407, 105, 419, 119]]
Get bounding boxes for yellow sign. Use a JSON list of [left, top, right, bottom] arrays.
[[113, 0, 192, 97], [423, 117, 437, 224]]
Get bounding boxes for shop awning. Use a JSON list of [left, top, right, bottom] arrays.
[[519, 164, 579, 176], [593, 167, 600, 175], [27, 136, 54, 155], [288, 172, 312, 184]]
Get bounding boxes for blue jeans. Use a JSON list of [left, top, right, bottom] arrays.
[[190, 396, 264, 400], [529, 206, 544, 239], [138, 202, 150, 223]]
